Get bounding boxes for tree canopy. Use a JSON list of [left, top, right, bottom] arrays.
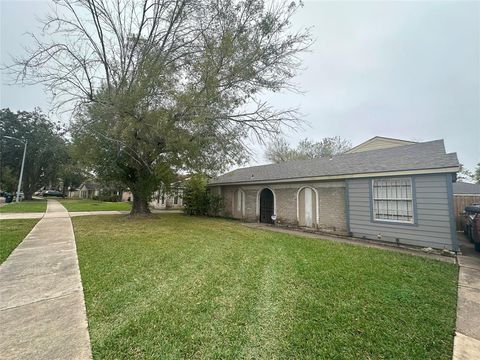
[[9, 0, 312, 214], [457, 164, 476, 183], [265, 136, 352, 163], [0, 108, 69, 199]]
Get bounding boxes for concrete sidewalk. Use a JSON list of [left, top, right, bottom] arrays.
[[453, 233, 480, 359], [0, 212, 45, 220], [0, 208, 182, 220], [0, 200, 92, 359]]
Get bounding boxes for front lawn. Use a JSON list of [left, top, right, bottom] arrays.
[[74, 214, 458, 359], [59, 199, 132, 212], [0, 199, 47, 213], [0, 219, 39, 263]]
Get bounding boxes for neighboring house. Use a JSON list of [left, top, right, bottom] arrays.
[[209, 136, 460, 251], [78, 182, 101, 199], [121, 190, 133, 202], [67, 188, 80, 198], [453, 182, 480, 230], [149, 180, 185, 209]]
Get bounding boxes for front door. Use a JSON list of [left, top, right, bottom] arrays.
[[260, 188, 274, 223]]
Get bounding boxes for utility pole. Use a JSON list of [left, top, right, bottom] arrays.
[[3, 136, 27, 202]]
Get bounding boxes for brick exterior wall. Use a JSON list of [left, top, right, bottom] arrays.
[[317, 186, 346, 231], [210, 180, 347, 232]]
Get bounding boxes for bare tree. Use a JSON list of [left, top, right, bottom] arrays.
[[7, 0, 312, 215], [266, 136, 352, 163]]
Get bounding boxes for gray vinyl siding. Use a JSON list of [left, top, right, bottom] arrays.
[[347, 174, 457, 250]]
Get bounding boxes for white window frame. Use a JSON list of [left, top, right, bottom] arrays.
[[372, 177, 414, 224]]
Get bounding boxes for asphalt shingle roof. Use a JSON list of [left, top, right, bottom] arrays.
[[453, 182, 480, 195], [210, 140, 459, 185], [80, 182, 100, 190]]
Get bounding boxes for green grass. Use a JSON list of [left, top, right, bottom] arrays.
[[59, 199, 132, 212], [0, 200, 47, 213], [74, 214, 458, 360], [0, 219, 39, 263]]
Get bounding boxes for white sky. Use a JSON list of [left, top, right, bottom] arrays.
[[1, 0, 479, 171]]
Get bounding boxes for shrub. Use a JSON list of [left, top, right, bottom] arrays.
[[207, 194, 224, 217], [92, 193, 120, 202], [98, 194, 120, 202], [183, 175, 223, 216]]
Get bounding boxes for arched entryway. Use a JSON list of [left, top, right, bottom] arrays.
[[259, 188, 275, 224], [297, 187, 318, 228]]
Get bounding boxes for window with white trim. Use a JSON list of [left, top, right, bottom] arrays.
[[372, 177, 413, 223]]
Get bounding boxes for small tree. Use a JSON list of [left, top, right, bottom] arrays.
[[183, 174, 223, 216], [475, 163, 480, 184], [183, 175, 209, 216], [207, 194, 224, 217]]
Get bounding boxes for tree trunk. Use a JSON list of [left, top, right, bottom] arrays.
[[24, 191, 34, 201], [23, 182, 34, 200], [130, 189, 151, 216]]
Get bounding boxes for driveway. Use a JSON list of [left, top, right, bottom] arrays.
[[453, 233, 480, 359]]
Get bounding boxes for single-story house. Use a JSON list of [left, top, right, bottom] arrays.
[[121, 190, 133, 202], [453, 182, 480, 229], [453, 182, 480, 196], [209, 136, 460, 251], [149, 179, 186, 209], [118, 187, 184, 208], [78, 182, 101, 199], [67, 188, 80, 198]]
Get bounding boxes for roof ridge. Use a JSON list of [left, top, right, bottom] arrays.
[[211, 139, 457, 185], [241, 139, 446, 170]]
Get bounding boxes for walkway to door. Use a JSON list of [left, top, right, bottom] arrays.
[[0, 200, 92, 359]]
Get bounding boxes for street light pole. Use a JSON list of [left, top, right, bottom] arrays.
[[16, 140, 27, 202], [3, 136, 27, 202]]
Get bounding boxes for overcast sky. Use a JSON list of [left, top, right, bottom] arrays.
[[1, 0, 479, 172]]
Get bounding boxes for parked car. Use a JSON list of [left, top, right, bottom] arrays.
[[0, 191, 14, 203], [42, 190, 65, 198], [463, 204, 480, 252]]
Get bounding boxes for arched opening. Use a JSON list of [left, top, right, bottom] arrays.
[[233, 189, 245, 218], [259, 188, 275, 224], [297, 187, 318, 228]]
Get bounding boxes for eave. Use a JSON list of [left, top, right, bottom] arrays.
[[208, 166, 460, 187]]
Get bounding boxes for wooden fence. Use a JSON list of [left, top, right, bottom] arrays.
[[454, 195, 480, 230]]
